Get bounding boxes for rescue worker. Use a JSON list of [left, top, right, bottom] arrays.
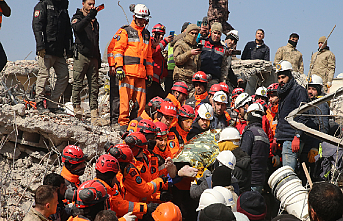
[[210, 91, 232, 129], [187, 103, 214, 141], [61, 145, 87, 190], [231, 88, 244, 109], [71, 0, 105, 125], [234, 93, 252, 134], [154, 101, 178, 129], [255, 86, 268, 103], [32, 0, 73, 113], [274, 60, 308, 170], [147, 23, 173, 102], [274, 33, 304, 75], [0, 0, 11, 73], [308, 36, 336, 92], [165, 82, 189, 110], [185, 71, 209, 108], [107, 4, 153, 131], [240, 103, 269, 193], [173, 24, 201, 89], [199, 22, 228, 88], [94, 154, 148, 219], [204, 83, 224, 107], [151, 202, 182, 221]]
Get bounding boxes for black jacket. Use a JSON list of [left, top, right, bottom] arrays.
[[275, 77, 308, 141], [210, 113, 228, 129], [231, 147, 251, 194], [241, 40, 270, 61], [32, 0, 73, 57], [71, 9, 100, 59], [200, 38, 225, 80], [186, 117, 208, 141]]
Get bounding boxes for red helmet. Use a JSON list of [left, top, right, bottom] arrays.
[[192, 71, 208, 83], [232, 88, 244, 99], [255, 99, 268, 111], [148, 96, 164, 108], [75, 180, 108, 208], [124, 132, 148, 149], [152, 23, 166, 34], [62, 145, 87, 164], [209, 84, 223, 95], [171, 82, 188, 95], [178, 105, 195, 119], [114, 144, 134, 163], [267, 83, 279, 94], [157, 101, 177, 117], [219, 82, 230, 94], [251, 94, 256, 102], [138, 119, 158, 134], [155, 122, 169, 137], [95, 154, 119, 174]]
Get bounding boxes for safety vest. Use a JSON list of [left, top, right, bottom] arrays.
[[107, 20, 153, 79], [167, 43, 175, 70]]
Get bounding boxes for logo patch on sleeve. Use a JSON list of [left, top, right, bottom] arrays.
[[130, 170, 137, 177], [136, 176, 142, 184], [34, 10, 40, 17], [72, 19, 78, 24]]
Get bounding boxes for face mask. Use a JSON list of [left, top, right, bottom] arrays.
[[288, 39, 298, 48], [184, 32, 197, 45]]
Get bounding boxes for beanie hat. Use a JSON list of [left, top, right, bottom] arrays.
[[181, 22, 191, 33], [233, 212, 250, 221], [318, 36, 326, 44], [212, 165, 232, 187], [185, 24, 200, 34], [271, 214, 301, 221], [211, 22, 223, 33], [237, 191, 267, 221], [199, 203, 235, 221]]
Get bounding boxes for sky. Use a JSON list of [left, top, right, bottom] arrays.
[[0, 0, 342, 77]]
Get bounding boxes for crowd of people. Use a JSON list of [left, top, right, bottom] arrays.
[[0, 0, 341, 220]]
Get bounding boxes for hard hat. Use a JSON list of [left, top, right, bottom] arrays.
[[198, 103, 214, 120], [133, 4, 151, 20], [213, 91, 228, 104], [138, 119, 158, 134], [152, 23, 166, 34], [105, 143, 134, 163], [218, 127, 241, 142], [247, 102, 264, 114], [232, 88, 244, 99], [275, 60, 293, 73], [124, 132, 148, 149], [95, 154, 119, 174], [155, 122, 169, 137], [219, 82, 230, 94], [209, 84, 223, 95], [254, 99, 268, 112], [216, 150, 236, 170], [192, 71, 208, 83], [213, 186, 235, 207], [152, 202, 182, 221], [227, 30, 239, 41], [178, 105, 195, 119], [196, 189, 226, 211], [308, 74, 323, 86], [148, 96, 164, 108], [267, 83, 279, 94], [75, 180, 108, 208], [255, 86, 268, 98], [171, 82, 189, 95], [234, 93, 252, 109], [158, 101, 178, 117], [62, 145, 87, 164]]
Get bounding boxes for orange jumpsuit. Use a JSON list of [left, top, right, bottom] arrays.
[[108, 20, 153, 126], [168, 123, 189, 157], [61, 166, 81, 190], [68, 216, 125, 221], [266, 104, 279, 157], [126, 112, 152, 133], [165, 93, 182, 128], [195, 91, 208, 107], [95, 178, 147, 219]]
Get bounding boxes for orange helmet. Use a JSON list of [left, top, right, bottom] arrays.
[[62, 145, 87, 164], [158, 101, 177, 117], [152, 202, 182, 221]]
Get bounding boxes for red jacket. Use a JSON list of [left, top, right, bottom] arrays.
[[152, 38, 168, 83]]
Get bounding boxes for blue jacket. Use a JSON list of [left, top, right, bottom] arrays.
[[241, 40, 270, 61], [275, 77, 308, 141]]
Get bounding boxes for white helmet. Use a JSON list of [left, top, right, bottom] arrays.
[[218, 127, 240, 143], [196, 189, 226, 211], [213, 186, 234, 207], [227, 30, 239, 41], [216, 150, 236, 170], [308, 74, 323, 86], [247, 103, 264, 118], [275, 60, 293, 73], [233, 212, 249, 221], [198, 103, 214, 120], [255, 86, 268, 98], [234, 93, 252, 109], [213, 91, 228, 104], [133, 4, 151, 19]]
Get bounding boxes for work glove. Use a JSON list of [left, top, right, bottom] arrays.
[[271, 139, 278, 156], [88, 8, 98, 19], [272, 155, 281, 167], [37, 49, 46, 58], [291, 136, 300, 153], [308, 148, 319, 163], [147, 75, 153, 87], [115, 67, 125, 81], [122, 212, 137, 221], [327, 82, 332, 88]]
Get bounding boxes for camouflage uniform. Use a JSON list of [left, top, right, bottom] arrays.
[[308, 48, 335, 92], [274, 43, 304, 74], [207, 0, 233, 35], [173, 37, 201, 89]]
